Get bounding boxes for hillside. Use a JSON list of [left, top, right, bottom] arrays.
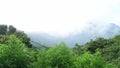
[[0, 24, 120, 68], [27, 23, 120, 47]]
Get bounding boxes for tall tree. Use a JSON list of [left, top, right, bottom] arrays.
[[14, 31, 32, 48], [0, 25, 7, 35], [8, 25, 16, 34]]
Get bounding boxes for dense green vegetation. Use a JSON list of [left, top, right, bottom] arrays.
[[0, 25, 120, 68], [0, 25, 32, 48], [0, 35, 34, 68]]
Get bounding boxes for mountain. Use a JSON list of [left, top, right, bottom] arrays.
[[27, 23, 120, 47], [62, 23, 120, 47], [27, 32, 62, 47]]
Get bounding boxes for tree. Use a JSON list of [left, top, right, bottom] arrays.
[[86, 38, 112, 53], [101, 36, 120, 67], [0, 25, 32, 48], [0, 35, 9, 44], [35, 42, 75, 68], [33, 48, 47, 68], [0, 35, 33, 68], [0, 25, 7, 35], [74, 52, 114, 68], [73, 43, 85, 56], [14, 31, 32, 48], [8, 25, 16, 34]]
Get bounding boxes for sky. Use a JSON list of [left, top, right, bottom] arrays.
[[0, 0, 120, 36]]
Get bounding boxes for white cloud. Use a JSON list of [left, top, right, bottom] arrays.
[[0, 0, 120, 36]]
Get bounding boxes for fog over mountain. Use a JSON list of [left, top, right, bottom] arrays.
[[1, 0, 120, 48], [27, 22, 120, 47]]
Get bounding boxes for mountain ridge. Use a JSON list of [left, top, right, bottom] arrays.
[[27, 23, 120, 47]]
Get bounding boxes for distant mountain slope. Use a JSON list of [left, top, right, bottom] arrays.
[[27, 33, 62, 47], [63, 23, 120, 47], [27, 23, 120, 47]]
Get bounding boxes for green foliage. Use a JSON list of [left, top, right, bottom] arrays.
[[0, 25, 32, 48], [74, 51, 112, 68], [35, 42, 75, 68], [14, 31, 32, 48], [0, 35, 33, 68], [0, 24, 120, 68], [8, 25, 16, 34], [33, 48, 47, 68], [0, 35, 116, 68], [0, 25, 7, 35], [73, 43, 85, 56], [74, 35, 120, 67], [34, 42, 113, 68], [85, 38, 110, 53], [0, 35, 9, 44], [101, 35, 120, 67], [0, 25, 16, 35]]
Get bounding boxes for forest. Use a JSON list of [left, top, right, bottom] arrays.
[[0, 25, 120, 68]]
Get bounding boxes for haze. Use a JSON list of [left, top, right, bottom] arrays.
[[0, 0, 120, 36]]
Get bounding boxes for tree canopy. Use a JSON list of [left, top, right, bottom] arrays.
[[0, 25, 32, 48], [0, 24, 120, 68]]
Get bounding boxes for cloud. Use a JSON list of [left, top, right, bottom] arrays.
[[0, 0, 120, 36]]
